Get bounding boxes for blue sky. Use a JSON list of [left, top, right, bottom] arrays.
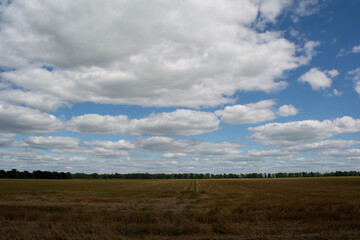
[[0, 0, 359, 173]]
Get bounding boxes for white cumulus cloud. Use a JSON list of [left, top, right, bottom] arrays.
[[0, 0, 317, 108], [215, 100, 276, 125], [215, 100, 299, 125], [0, 89, 69, 112], [0, 102, 62, 134], [130, 109, 219, 136], [66, 114, 130, 135], [249, 116, 360, 146], [277, 104, 299, 117], [298, 68, 337, 90], [67, 109, 219, 136]]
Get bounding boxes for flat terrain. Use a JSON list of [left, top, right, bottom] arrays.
[[0, 177, 360, 239]]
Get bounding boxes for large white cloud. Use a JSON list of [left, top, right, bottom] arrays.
[[215, 100, 276, 124], [0, 0, 316, 108], [0, 102, 62, 134], [66, 109, 219, 136], [130, 109, 219, 136], [298, 68, 338, 90], [66, 114, 130, 135], [215, 100, 298, 125], [0, 89, 69, 112], [249, 116, 360, 146]]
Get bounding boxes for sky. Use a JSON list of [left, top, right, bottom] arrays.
[[0, 0, 359, 174]]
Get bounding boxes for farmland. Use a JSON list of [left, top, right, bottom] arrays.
[[0, 177, 360, 239]]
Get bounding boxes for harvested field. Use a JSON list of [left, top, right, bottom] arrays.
[[0, 177, 360, 239]]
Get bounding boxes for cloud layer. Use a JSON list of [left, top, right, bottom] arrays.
[[2, 133, 359, 173], [0, 0, 316, 108], [0, 100, 300, 137], [0, 1, 358, 174], [66, 109, 219, 136], [0, 102, 62, 134], [249, 116, 360, 146]]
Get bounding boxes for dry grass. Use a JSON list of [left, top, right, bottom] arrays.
[[1, 177, 360, 239]]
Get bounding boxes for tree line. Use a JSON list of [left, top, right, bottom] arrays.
[[1, 169, 360, 179]]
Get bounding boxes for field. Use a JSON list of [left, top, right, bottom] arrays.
[[0, 177, 360, 239]]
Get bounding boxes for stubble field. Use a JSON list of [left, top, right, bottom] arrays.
[[0, 177, 360, 239]]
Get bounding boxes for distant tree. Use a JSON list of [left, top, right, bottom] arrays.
[[0, 170, 6, 178], [6, 169, 19, 178], [1, 169, 360, 179]]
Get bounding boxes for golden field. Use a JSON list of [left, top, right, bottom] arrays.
[[0, 177, 360, 239]]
